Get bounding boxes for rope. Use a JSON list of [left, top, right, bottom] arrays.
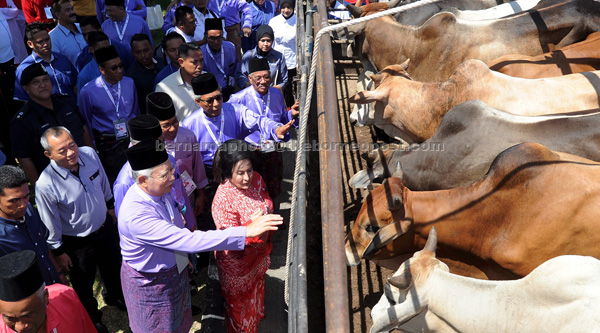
[[284, 0, 444, 307]]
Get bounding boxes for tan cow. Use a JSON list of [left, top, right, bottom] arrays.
[[345, 143, 600, 280], [488, 31, 600, 78], [349, 59, 600, 142]]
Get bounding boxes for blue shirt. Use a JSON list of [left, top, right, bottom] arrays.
[[153, 63, 178, 90], [241, 0, 276, 52], [207, 0, 253, 28], [0, 204, 61, 285], [161, 1, 194, 34], [49, 23, 87, 67], [14, 52, 78, 102], [101, 13, 153, 52], [75, 39, 134, 73], [79, 75, 140, 135], [96, 0, 147, 23], [201, 41, 238, 88], [77, 59, 101, 96], [235, 47, 288, 88]]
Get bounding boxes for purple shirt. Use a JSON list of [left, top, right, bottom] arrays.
[[201, 41, 238, 88], [118, 184, 246, 272], [14, 52, 77, 101], [101, 13, 153, 51], [161, 1, 194, 34], [228, 85, 295, 146], [181, 102, 287, 166], [207, 0, 252, 28], [165, 126, 209, 189], [97, 0, 147, 23], [78, 75, 140, 135]]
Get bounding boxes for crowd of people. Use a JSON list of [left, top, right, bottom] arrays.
[[0, 0, 308, 331]]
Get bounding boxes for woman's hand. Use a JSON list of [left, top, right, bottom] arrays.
[[246, 210, 283, 238]]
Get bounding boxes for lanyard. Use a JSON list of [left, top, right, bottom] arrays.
[[202, 112, 225, 145], [100, 78, 121, 118], [216, 0, 225, 15], [35, 55, 65, 95], [251, 90, 270, 117], [162, 195, 175, 223], [207, 48, 226, 75], [114, 14, 130, 42]]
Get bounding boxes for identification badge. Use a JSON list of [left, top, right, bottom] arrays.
[[180, 171, 197, 197], [113, 118, 129, 140], [261, 139, 275, 153], [44, 7, 53, 19], [227, 76, 235, 87]]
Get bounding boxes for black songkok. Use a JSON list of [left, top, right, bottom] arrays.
[[0, 250, 44, 302], [126, 139, 168, 171], [94, 45, 119, 65], [146, 92, 176, 121], [20, 63, 48, 86], [205, 18, 223, 32], [105, 0, 124, 7], [248, 57, 270, 74], [191, 73, 219, 96], [128, 115, 162, 141], [255, 25, 274, 43]]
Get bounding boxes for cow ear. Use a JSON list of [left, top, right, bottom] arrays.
[[388, 271, 411, 290], [348, 89, 386, 104], [423, 227, 438, 253], [347, 4, 363, 18], [362, 220, 412, 259]]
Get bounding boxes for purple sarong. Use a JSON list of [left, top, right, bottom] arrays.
[[121, 260, 192, 333]]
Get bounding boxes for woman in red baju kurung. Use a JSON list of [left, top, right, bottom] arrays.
[[211, 140, 278, 332]]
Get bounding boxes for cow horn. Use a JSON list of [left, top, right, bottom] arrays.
[[347, 4, 363, 18], [370, 303, 422, 333], [391, 161, 403, 178], [362, 219, 412, 259], [423, 227, 437, 253]]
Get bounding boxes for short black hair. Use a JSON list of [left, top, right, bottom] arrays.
[[178, 42, 202, 60], [130, 33, 152, 48], [0, 166, 28, 196], [87, 31, 109, 48], [79, 16, 102, 30], [175, 5, 194, 26], [25, 23, 47, 41], [163, 32, 185, 46], [213, 139, 257, 184], [50, 0, 71, 18]]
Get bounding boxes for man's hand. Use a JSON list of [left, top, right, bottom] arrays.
[[56, 253, 73, 273], [275, 119, 296, 139], [291, 100, 300, 118], [246, 210, 283, 238], [194, 189, 205, 216], [242, 27, 251, 37]]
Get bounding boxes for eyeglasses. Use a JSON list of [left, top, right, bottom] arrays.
[[160, 117, 179, 130], [199, 93, 223, 104], [252, 75, 271, 83], [207, 36, 223, 42], [150, 164, 175, 181], [106, 62, 124, 71]]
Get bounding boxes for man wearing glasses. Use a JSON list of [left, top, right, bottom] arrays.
[[201, 18, 238, 101], [79, 45, 140, 184]]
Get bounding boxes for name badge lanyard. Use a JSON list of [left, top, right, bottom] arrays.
[[202, 112, 225, 146], [207, 48, 226, 78], [162, 195, 189, 273], [216, 0, 225, 16], [251, 91, 270, 144], [100, 78, 121, 119], [37, 57, 65, 95], [114, 13, 130, 43]]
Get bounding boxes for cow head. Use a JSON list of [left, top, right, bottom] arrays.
[[371, 228, 451, 333], [350, 146, 405, 189], [345, 177, 414, 265]]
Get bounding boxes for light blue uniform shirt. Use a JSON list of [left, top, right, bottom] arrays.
[[14, 52, 77, 102], [49, 23, 87, 67]]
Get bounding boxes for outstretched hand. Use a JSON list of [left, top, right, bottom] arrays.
[[291, 100, 300, 118], [246, 210, 283, 238], [275, 119, 296, 139]]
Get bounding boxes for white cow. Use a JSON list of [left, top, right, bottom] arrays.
[[371, 228, 600, 333], [448, 0, 542, 21]]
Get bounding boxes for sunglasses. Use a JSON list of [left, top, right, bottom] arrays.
[[199, 93, 223, 104], [106, 62, 124, 71]]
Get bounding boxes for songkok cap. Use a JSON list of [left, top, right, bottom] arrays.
[[20, 63, 48, 86], [280, 0, 294, 8], [128, 115, 162, 141], [192, 73, 219, 96], [147, 92, 176, 121], [126, 139, 168, 171], [256, 25, 274, 43], [105, 0, 125, 7], [205, 18, 223, 32], [248, 57, 270, 74], [94, 45, 120, 65], [0, 251, 44, 302]]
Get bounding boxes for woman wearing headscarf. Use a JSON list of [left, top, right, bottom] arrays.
[[269, 0, 296, 107]]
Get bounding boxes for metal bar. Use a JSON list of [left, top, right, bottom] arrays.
[[315, 0, 350, 330]]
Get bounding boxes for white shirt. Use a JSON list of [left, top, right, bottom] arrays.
[[156, 68, 200, 120], [269, 13, 297, 69], [0, 2, 27, 63], [330, 2, 351, 20], [169, 26, 194, 43]]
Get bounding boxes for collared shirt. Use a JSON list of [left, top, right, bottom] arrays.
[[0, 284, 97, 333], [125, 57, 166, 114], [207, 0, 252, 29], [101, 13, 153, 52], [192, 6, 222, 41], [77, 59, 101, 96], [228, 85, 295, 146], [165, 126, 209, 189], [0, 204, 61, 285], [10, 94, 87, 174], [242, 0, 276, 51], [269, 13, 297, 69], [170, 25, 194, 43], [235, 47, 288, 88], [49, 23, 87, 67], [35, 147, 113, 250], [161, 0, 194, 34], [181, 102, 287, 165], [153, 62, 178, 90], [96, 0, 147, 24], [113, 154, 196, 229], [75, 39, 134, 73], [0, 6, 28, 64], [14, 52, 77, 101], [79, 75, 140, 135], [201, 41, 237, 88], [155, 69, 199, 120], [21, 0, 53, 24], [118, 184, 246, 273]]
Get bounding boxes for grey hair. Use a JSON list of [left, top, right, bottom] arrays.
[[40, 126, 72, 152], [132, 167, 154, 184]]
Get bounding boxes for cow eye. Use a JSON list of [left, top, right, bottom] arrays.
[[388, 195, 403, 211], [365, 224, 380, 233]]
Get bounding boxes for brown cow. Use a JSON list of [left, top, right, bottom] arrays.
[[349, 59, 600, 143], [339, 0, 600, 82], [345, 143, 600, 280], [488, 31, 600, 78]]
